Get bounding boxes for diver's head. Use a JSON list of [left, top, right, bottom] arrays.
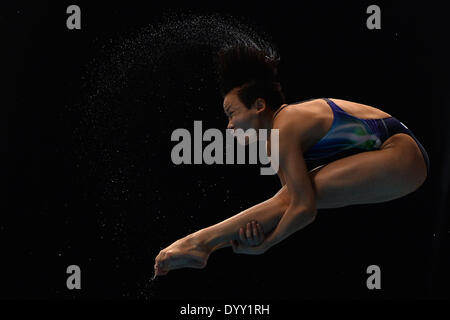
[[217, 46, 285, 140]]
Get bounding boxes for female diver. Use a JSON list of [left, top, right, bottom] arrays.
[[154, 46, 430, 276]]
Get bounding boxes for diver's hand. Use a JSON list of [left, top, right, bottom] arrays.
[[230, 221, 267, 255]]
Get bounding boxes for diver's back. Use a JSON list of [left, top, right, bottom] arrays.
[[322, 98, 392, 120]]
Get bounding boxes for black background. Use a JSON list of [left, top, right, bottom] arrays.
[[4, 0, 450, 302]]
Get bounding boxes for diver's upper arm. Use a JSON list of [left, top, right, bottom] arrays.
[[274, 112, 317, 212]]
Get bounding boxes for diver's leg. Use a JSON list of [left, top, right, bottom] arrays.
[[308, 133, 427, 208], [154, 191, 290, 274], [155, 133, 427, 274], [196, 133, 427, 251]]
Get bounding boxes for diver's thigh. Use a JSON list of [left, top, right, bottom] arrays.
[[307, 141, 422, 208]]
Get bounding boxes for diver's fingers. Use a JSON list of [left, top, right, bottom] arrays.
[[246, 222, 252, 241], [239, 227, 246, 243], [256, 222, 264, 243]]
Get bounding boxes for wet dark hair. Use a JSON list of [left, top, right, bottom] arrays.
[[216, 46, 285, 111]]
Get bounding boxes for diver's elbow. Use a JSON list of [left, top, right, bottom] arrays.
[[290, 204, 317, 227], [304, 208, 317, 224]]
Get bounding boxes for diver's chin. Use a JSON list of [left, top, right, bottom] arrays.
[[242, 136, 251, 146], [234, 131, 258, 146]]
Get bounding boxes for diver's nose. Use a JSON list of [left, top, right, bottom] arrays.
[[227, 120, 234, 130]]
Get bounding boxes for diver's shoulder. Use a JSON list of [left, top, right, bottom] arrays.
[[272, 100, 323, 135], [273, 99, 323, 126]]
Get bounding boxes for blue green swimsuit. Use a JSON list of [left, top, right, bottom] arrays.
[[273, 98, 430, 175]]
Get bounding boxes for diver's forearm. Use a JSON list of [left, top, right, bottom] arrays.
[[260, 205, 316, 252], [193, 191, 289, 251]]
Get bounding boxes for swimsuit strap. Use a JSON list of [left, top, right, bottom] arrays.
[[272, 97, 322, 120], [272, 104, 289, 120]]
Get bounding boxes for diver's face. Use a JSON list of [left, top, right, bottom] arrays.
[[223, 88, 259, 133]]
